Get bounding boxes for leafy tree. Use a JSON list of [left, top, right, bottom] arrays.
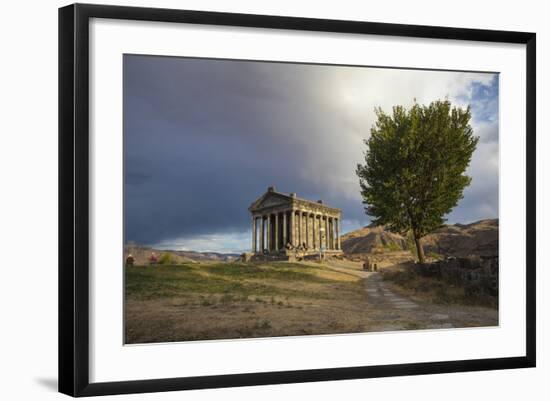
[[356, 100, 478, 263]]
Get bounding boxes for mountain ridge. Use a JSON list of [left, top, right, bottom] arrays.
[[341, 218, 498, 258]]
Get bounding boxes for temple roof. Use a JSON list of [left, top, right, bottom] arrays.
[[249, 186, 341, 214]]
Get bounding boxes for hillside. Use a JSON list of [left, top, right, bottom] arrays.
[[340, 224, 407, 254], [422, 219, 499, 257], [341, 219, 498, 258]]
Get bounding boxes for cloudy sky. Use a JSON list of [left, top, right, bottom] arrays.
[[124, 55, 499, 253]]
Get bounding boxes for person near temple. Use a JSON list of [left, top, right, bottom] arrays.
[[125, 254, 134, 267]]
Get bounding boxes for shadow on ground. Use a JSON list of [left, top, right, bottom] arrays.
[[35, 377, 57, 392]]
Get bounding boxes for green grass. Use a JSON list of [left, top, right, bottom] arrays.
[[202, 262, 327, 281], [125, 262, 345, 301]]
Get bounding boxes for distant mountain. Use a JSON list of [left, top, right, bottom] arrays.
[[422, 219, 498, 257], [340, 224, 407, 254], [124, 244, 240, 264], [171, 250, 241, 262], [341, 219, 498, 258]]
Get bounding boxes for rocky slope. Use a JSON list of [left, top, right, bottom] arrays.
[[422, 219, 499, 257], [341, 219, 498, 258], [341, 224, 407, 254]]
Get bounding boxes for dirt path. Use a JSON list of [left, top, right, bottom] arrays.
[[323, 259, 497, 331], [365, 273, 419, 310]]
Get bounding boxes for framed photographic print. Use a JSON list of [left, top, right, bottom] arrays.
[[58, 3, 536, 397]]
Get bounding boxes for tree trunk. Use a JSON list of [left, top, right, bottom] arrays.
[[414, 235, 426, 264]]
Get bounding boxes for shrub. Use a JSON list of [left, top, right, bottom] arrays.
[[384, 242, 403, 252], [427, 252, 444, 260], [158, 253, 173, 265], [382, 264, 497, 308]]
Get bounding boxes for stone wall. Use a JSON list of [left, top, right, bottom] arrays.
[[414, 256, 498, 296]]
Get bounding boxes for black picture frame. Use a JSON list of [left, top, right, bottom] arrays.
[[58, 3, 536, 397]]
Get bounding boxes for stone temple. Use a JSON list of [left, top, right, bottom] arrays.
[[249, 187, 343, 260]]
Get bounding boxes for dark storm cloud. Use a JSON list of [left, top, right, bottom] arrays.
[[124, 56, 354, 245], [124, 55, 499, 249]]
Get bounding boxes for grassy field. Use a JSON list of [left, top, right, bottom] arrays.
[[125, 260, 499, 344], [125, 262, 369, 344]]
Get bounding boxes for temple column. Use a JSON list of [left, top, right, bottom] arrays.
[[260, 216, 265, 252], [332, 218, 336, 249], [302, 212, 308, 248], [302, 211, 305, 246], [297, 212, 301, 247], [305, 213, 309, 249], [319, 214, 325, 248], [274, 213, 279, 251], [320, 216, 324, 249], [319, 215, 326, 249], [312, 214, 316, 249], [325, 216, 330, 250], [270, 214, 274, 252], [336, 218, 340, 250], [320, 216, 325, 249], [329, 217, 334, 250], [266, 215, 271, 252], [310, 214, 314, 248], [303, 212, 307, 248], [325, 217, 330, 250], [252, 216, 257, 253], [297, 211, 302, 246], [327, 217, 331, 250], [320, 216, 323, 249], [288, 210, 296, 245], [282, 212, 287, 249]]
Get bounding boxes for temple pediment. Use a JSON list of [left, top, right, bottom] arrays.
[[249, 189, 291, 212], [249, 186, 342, 214]]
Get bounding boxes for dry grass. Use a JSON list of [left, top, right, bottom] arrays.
[[124, 260, 499, 344], [125, 262, 371, 344], [380, 263, 498, 309]]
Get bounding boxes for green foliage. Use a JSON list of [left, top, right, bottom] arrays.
[[158, 253, 173, 265], [356, 100, 478, 261], [382, 242, 402, 252]]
